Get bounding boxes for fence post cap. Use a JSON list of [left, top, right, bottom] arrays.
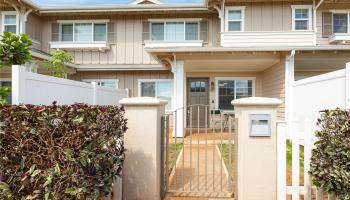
[[232, 97, 283, 107], [119, 97, 167, 106], [346, 62, 350, 68]]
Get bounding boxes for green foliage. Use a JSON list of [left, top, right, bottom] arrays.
[[310, 108, 350, 200], [43, 50, 73, 78], [0, 86, 11, 105], [0, 103, 127, 199], [286, 140, 304, 168], [0, 32, 32, 68]]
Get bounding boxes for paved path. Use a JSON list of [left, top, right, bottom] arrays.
[[167, 144, 233, 198]]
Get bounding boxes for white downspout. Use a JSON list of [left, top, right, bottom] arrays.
[[214, 0, 225, 46], [285, 50, 296, 123], [313, 0, 325, 46], [172, 53, 177, 112]]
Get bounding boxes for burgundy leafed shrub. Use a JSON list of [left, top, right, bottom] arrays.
[[310, 108, 350, 200], [0, 102, 127, 200]]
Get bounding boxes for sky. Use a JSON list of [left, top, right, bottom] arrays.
[[32, 0, 204, 6]]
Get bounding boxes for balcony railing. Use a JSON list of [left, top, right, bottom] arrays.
[[221, 31, 315, 47]]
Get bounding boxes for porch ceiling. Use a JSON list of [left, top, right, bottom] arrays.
[[177, 52, 282, 72], [295, 52, 350, 72]]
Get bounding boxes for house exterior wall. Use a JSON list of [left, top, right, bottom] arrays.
[[26, 13, 43, 50], [226, 1, 297, 32], [40, 13, 220, 66], [316, 3, 350, 45], [71, 70, 173, 97], [186, 71, 263, 110], [262, 59, 285, 119]]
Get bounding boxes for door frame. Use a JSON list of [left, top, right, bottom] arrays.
[[186, 77, 210, 127]]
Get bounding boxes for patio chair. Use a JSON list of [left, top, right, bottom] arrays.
[[210, 109, 221, 132]]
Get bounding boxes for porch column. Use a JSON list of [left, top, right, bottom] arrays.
[[172, 60, 185, 137], [19, 8, 32, 34]]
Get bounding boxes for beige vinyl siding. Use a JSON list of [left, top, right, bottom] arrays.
[[226, 1, 315, 32], [26, 13, 43, 50], [261, 59, 285, 120], [72, 70, 173, 97], [44, 14, 219, 65], [226, 2, 293, 31]]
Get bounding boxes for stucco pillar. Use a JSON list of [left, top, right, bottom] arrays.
[[171, 60, 185, 137], [232, 97, 282, 200], [119, 97, 166, 200]]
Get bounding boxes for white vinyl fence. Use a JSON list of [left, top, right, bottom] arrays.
[[11, 65, 128, 106], [293, 63, 350, 129], [277, 121, 338, 200]]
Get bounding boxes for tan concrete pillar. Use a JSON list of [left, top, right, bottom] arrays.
[[119, 97, 167, 200], [232, 97, 282, 200]]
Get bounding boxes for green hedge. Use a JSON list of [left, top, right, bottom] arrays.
[[0, 102, 127, 199], [310, 108, 350, 200]]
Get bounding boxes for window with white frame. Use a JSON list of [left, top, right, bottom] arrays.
[[216, 78, 254, 110], [292, 5, 312, 31], [332, 11, 350, 33], [82, 79, 119, 89], [139, 79, 173, 111], [1, 12, 18, 34], [225, 7, 245, 31], [150, 21, 199, 41], [59, 21, 107, 42]]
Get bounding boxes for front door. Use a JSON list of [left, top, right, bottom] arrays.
[[187, 78, 209, 127]]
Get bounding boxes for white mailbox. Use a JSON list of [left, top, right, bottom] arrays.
[[249, 114, 271, 137]]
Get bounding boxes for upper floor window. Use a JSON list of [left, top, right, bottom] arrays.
[[150, 21, 199, 41], [292, 5, 312, 31], [1, 12, 18, 34], [225, 7, 245, 32], [58, 20, 108, 42], [333, 12, 350, 33]]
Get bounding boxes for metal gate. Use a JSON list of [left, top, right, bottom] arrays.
[[161, 105, 235, 198]]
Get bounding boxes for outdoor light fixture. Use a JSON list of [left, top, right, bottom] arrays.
[[211, 81, 215, 91]]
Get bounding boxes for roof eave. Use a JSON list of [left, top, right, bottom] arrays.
[[25, 3, 208, 13], [145, 46, 350, 53]]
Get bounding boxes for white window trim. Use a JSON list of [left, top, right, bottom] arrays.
[[57, 20, 109, 43], [1, 11, 19, 35], [214, 77, 256, 110], [138, 79, 174, 111], [148, 18, 202, 22], [330, 10, 350, 34], [149, 20, 201, 42], [291, 5, 313, 31], [225, 6, 245, 32], [82, 79, 119, 89]]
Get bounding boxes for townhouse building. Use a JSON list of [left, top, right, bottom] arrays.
[[1, 0, 350, 136]]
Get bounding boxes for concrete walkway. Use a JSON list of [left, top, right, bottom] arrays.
[[167, 144, 233, 198]]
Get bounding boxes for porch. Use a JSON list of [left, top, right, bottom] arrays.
[[157, 51, 288, 137]]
